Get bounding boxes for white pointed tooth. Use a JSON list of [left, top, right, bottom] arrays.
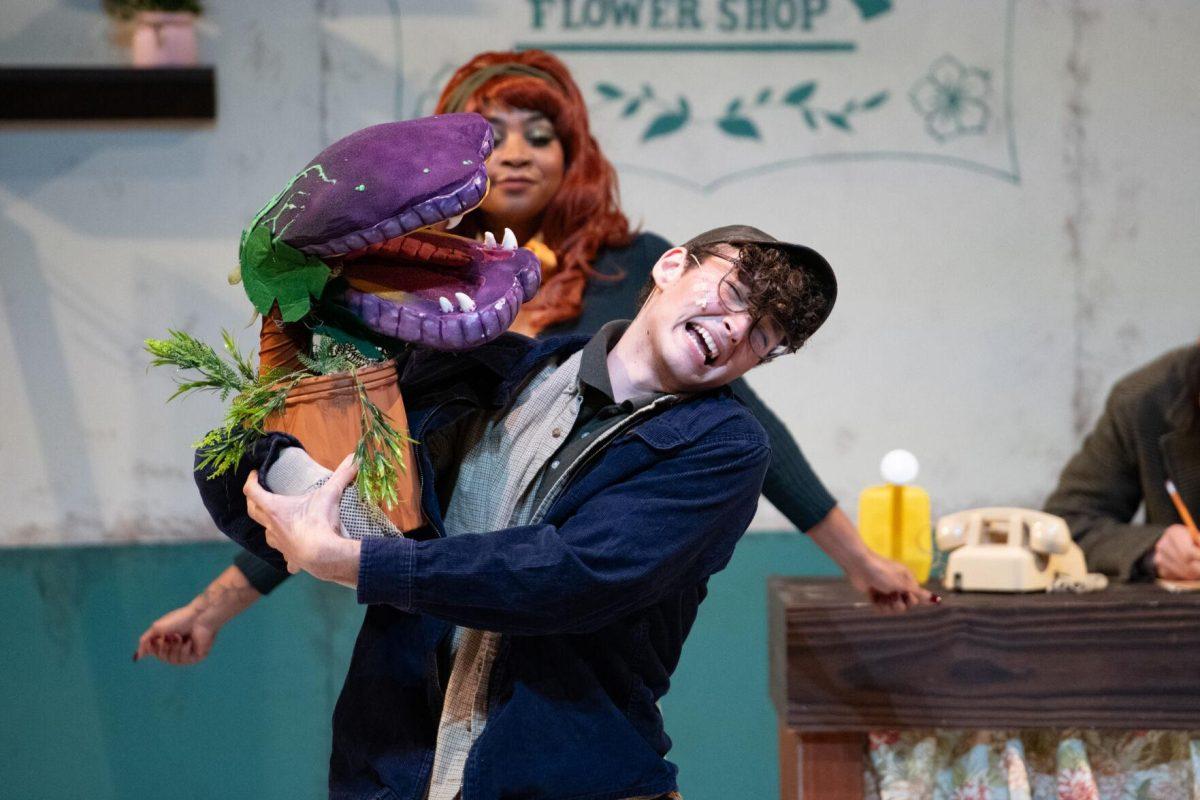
[[438, 296, 454, 313], [454, 292, 476, 312], [483, 231, 497, 247], [502, 227, 518, 250], [445, 213, 464, 230]]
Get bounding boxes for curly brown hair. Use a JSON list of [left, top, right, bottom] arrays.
[[637, 242, 829, 353]]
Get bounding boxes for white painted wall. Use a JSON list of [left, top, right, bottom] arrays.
[[2, 0, 1198, 545]]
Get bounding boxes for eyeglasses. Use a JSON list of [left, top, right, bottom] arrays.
[[696, 252, 790, 363]]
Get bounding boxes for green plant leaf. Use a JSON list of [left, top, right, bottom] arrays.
[[861, 90, 889, 109], [622, 97, 642, 117], [718, 116, 761, 139], [825, 112, 852, 131], [595, 82, 623, 99], [239, 225, 332, 322], [642, 98, 690, 141], [784, 82, 816, 106], [755, 87, 772, 105]]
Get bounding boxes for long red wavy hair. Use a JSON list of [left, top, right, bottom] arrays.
[[435, 50, 632, 334]]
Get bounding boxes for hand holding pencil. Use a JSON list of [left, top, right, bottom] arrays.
[[1155, 481, 1200, 582]]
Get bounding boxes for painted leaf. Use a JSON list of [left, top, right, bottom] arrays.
[[862, 90, 889, 109], [783, 82, 816, 105], [643, 105, 689, 141], [239, 225, 332, 322], [802, 108, 818, 129], [825, 112, 852, 131], [726, 98, 742, 115], [623, 98, 642, 117], [641, 83, 655, 99], [755, 87, 772, 105], [596, 82, 623, 99], [718, 116, 760, 139]]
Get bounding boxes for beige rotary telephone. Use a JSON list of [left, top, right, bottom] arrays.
[[936, 508, 1106, 592]]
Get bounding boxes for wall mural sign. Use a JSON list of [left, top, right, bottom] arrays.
[[365, 0, 1018, 191]]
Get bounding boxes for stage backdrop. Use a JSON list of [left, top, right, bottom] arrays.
[[3, 3, 1200, 800], [2, 0, 1199, 540]]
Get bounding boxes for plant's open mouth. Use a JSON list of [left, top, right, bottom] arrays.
[[337, 225, 538, 350], [248, 113, 541, 351], [307, 162, 539, 351]]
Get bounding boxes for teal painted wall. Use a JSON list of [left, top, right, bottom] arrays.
[[0, 533, 837, 799]]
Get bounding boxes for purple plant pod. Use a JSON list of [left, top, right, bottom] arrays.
[[519, 265, 540, 300], [461, 313, 486, 344], [377, 301, 400, 338], [479, 307, 502, 339], [260, 114, 493, 251], [397, 307, 423, 341], [413, 202, 441, 227], [398, 209, 424, 234], [439, 316, 466, 350], [361, 294, 382, 331], [377, 217, 404, 239], [421, 316, 441, 346]]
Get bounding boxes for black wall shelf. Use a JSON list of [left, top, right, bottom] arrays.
[[0, 67, 215, 121]]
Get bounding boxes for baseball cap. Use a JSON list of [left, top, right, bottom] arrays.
[[681, 224, 837, 333]]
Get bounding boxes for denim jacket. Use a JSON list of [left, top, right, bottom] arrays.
[[201, 332, 771, 800]]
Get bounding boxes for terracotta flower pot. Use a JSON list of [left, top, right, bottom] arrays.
[[259, 314, 424, 533], [131, 11, 198, 67]]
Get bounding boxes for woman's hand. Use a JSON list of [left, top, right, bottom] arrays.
[[806, 506, 938, 613], [135, 604, 220, 665], [843, 548, 936, 613], [243, 454, 362, 587], [133, 565, 262, 665], [1154, 523, 1200, 580]]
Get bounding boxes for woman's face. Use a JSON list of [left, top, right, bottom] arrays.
[[476, 101, 565, 234]]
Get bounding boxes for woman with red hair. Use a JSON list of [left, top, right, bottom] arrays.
[[434, 49, 645, 339], [136, 50, 930, 667]]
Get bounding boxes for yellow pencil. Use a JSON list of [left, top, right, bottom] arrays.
[[1165, 480, 1200, 546]]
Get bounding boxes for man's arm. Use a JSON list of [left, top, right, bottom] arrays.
[[356, 436, 770, 635], [1043, 390, 1165, 580]]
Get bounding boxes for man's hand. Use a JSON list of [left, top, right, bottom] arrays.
[[1153, 523, 1200, 580], [243, 454, 363, 587]]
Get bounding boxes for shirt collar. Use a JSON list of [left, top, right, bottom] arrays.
[[578, 319, 673, 410], [577, 320, 628, 401]]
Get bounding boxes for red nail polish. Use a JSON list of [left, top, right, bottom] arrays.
[[132, 651, 139, 662], [930, 593, 943, 604]]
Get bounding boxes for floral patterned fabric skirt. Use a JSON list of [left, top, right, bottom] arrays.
[[865, 730, 1200, 800]]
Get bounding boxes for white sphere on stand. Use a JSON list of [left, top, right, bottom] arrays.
[[880, 449, 919, 485]]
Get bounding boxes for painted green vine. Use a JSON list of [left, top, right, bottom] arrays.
[[595, 81, 889, 142]]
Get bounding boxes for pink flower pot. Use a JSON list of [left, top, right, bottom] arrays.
[[131, 11, 198, 67]]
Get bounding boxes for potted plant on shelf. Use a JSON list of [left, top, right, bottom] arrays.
[[104, 0, 202, 67]]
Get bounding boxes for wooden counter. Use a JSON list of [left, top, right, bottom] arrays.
[[768, 577, 1200, 799]]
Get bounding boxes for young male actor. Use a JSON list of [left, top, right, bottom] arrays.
[[243, 225, 840, 800]]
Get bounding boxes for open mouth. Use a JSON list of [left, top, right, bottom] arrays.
[[685, 322, 719, 366], [308, 163, 539, 351], [244, 113, 541, 351]]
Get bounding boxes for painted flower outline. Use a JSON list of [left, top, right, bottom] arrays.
[[909, 55, 991, 143]]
